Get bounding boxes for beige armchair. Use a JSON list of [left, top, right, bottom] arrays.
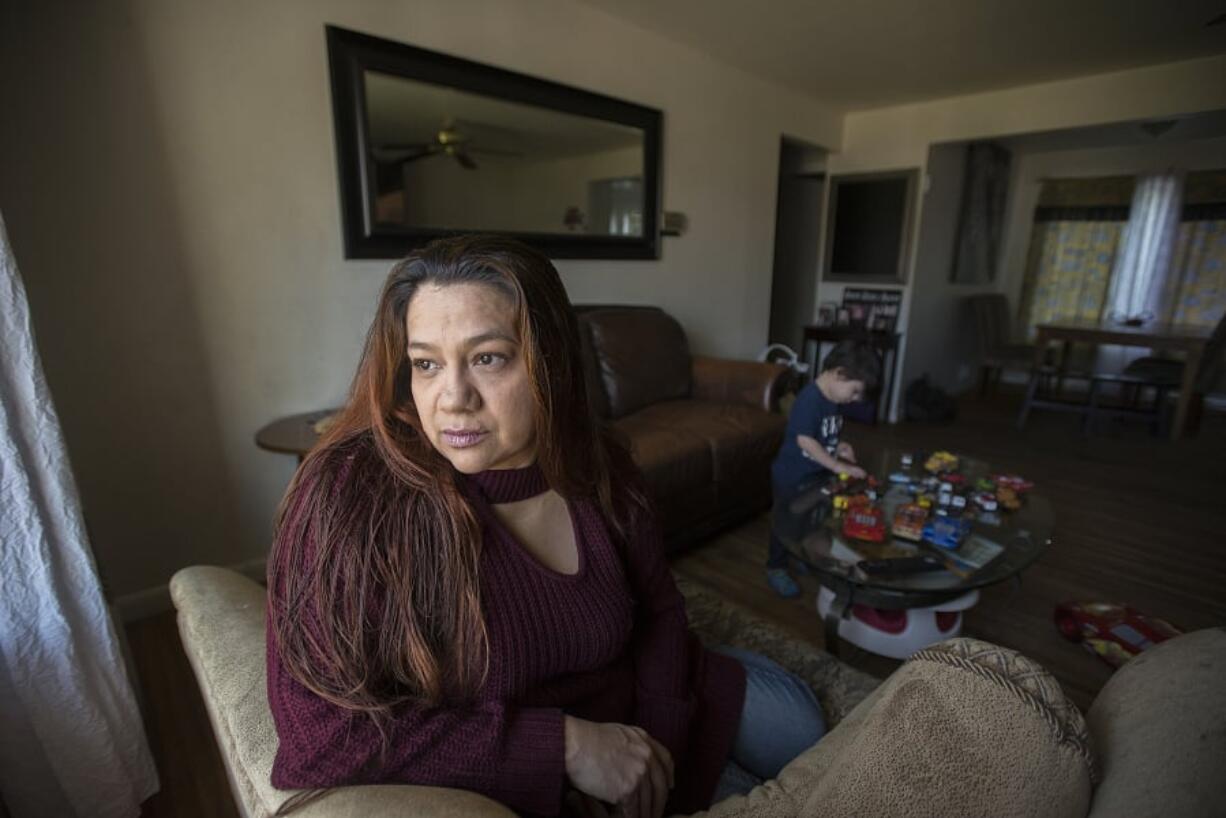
[[171, 565, 1224, 818]]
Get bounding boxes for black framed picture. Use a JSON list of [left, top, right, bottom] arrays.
[[842, 288, 902, 333]]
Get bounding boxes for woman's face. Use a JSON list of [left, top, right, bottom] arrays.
[[406, 282, 537, 473]]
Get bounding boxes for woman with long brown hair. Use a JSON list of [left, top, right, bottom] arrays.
[[267, 235, 826, 817]]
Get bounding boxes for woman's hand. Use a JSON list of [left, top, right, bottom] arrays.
[[835, 441, 856, 463], [563, 716, 674, 818]]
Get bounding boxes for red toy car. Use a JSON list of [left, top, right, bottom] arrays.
[[992, 474, 1034, 493], [843, 505, 887, 542], [1054, 601, 1182, 668]]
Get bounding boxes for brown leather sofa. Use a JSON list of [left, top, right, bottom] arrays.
[[574, 305, 790, 552]]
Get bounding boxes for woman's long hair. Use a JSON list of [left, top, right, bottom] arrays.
[[267, 235, 646, 728]]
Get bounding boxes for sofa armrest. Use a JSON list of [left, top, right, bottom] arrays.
[[691, 356, 791, 412]]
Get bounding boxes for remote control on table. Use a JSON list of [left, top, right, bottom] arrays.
[[856, 556, 946, 577]]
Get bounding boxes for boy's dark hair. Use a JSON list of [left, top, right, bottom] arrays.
[[821, 341, 881, 390]]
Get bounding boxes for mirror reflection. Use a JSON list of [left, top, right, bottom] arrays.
[[364, 70, 646, 237]]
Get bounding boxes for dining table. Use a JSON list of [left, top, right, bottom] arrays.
[[1032, 318, 1214, 441]]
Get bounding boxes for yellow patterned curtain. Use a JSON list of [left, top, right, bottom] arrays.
[[1018, 220, 1125, 338], [1162, 214, 1226, 330], [1018, 171, 1226, 336]]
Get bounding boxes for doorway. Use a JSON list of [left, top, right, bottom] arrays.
[[769, 137, 827, 353]]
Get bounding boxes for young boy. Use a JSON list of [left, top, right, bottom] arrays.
[[767, 341, 882, 598]]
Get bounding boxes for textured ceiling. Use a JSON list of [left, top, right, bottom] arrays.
[[575, 0, 1226, 109]]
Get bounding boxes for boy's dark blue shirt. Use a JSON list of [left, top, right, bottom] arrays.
[[771, 380, 842, 490]]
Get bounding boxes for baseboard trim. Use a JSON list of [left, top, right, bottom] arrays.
[[114, 557, 267, 623]]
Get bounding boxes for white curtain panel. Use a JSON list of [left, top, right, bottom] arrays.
[[0, 211, 158, 817], [1106, 171, 1184, 322]]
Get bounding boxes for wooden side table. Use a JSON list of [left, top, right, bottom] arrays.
[[801, 326, 902, 423], [255, 409, 337, 461]]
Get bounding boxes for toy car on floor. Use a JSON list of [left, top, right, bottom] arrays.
[[843, 505, 887, 542], [1054, 601, 1182, 668], [922, 517, 972, 549], [891, 503, 928, 541]]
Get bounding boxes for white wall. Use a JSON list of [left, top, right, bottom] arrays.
[[816, 53, 1226, 417], [0, 0, 843, 601], [899, 143, 999, 395]]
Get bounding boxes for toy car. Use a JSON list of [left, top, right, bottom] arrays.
[[924, 451, 959, 474], [975, 477, 996, 492], [1054, 601, 1182, 668], [996, 486, 1022, 511], [972, 492, 999, 511], [891, 503, 928, 541], [993, 474, 1034, 493], [832, 494, 849, 511], [922, 517, 972, 549], [843, 505, 887, 542], [889, 472, 911, 483], [900, 453, 914, 467], [945, 473, 966, 486]]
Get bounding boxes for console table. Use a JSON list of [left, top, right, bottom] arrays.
[[801, 326, 902, 423]]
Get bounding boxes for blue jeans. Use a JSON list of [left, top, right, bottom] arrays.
[[710, 646, 826, 802]]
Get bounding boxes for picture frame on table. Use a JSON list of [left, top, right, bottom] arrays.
[[847, 303, 868, 327], [817, 302, 838, 327]]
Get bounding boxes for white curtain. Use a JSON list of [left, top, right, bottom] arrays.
[[0, 211, 159, 817], [1105, 171, 1184, 322]]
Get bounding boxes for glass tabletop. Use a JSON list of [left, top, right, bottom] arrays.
[[775, 448, 1053, 602]]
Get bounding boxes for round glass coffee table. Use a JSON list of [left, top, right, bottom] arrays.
[[774, 448, 1053, 656]]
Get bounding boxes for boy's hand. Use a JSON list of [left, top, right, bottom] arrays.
[[835, 441, 857, 463], [838, 462, 866, 480]]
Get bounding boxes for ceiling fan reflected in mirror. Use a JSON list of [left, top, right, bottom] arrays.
[[374, 118, 523, 170]]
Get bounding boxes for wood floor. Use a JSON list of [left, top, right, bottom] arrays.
[[130, 392, 1226, 816], [674, 392, 1226, 709]]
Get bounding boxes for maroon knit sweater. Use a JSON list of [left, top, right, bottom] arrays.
[[266, 454, 746, 816]]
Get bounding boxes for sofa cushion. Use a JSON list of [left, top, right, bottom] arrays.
[[581, 307, 692, 419], [1086, 627, 1226, 818], [629, 400, 785, 485], [615, 412, 713, 499]]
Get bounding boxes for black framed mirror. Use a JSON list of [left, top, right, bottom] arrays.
[[326, 25, 662, 260]]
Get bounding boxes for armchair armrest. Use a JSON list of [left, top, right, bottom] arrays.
[[170, 566, 516, 818], [691, 356, 792, 412]]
